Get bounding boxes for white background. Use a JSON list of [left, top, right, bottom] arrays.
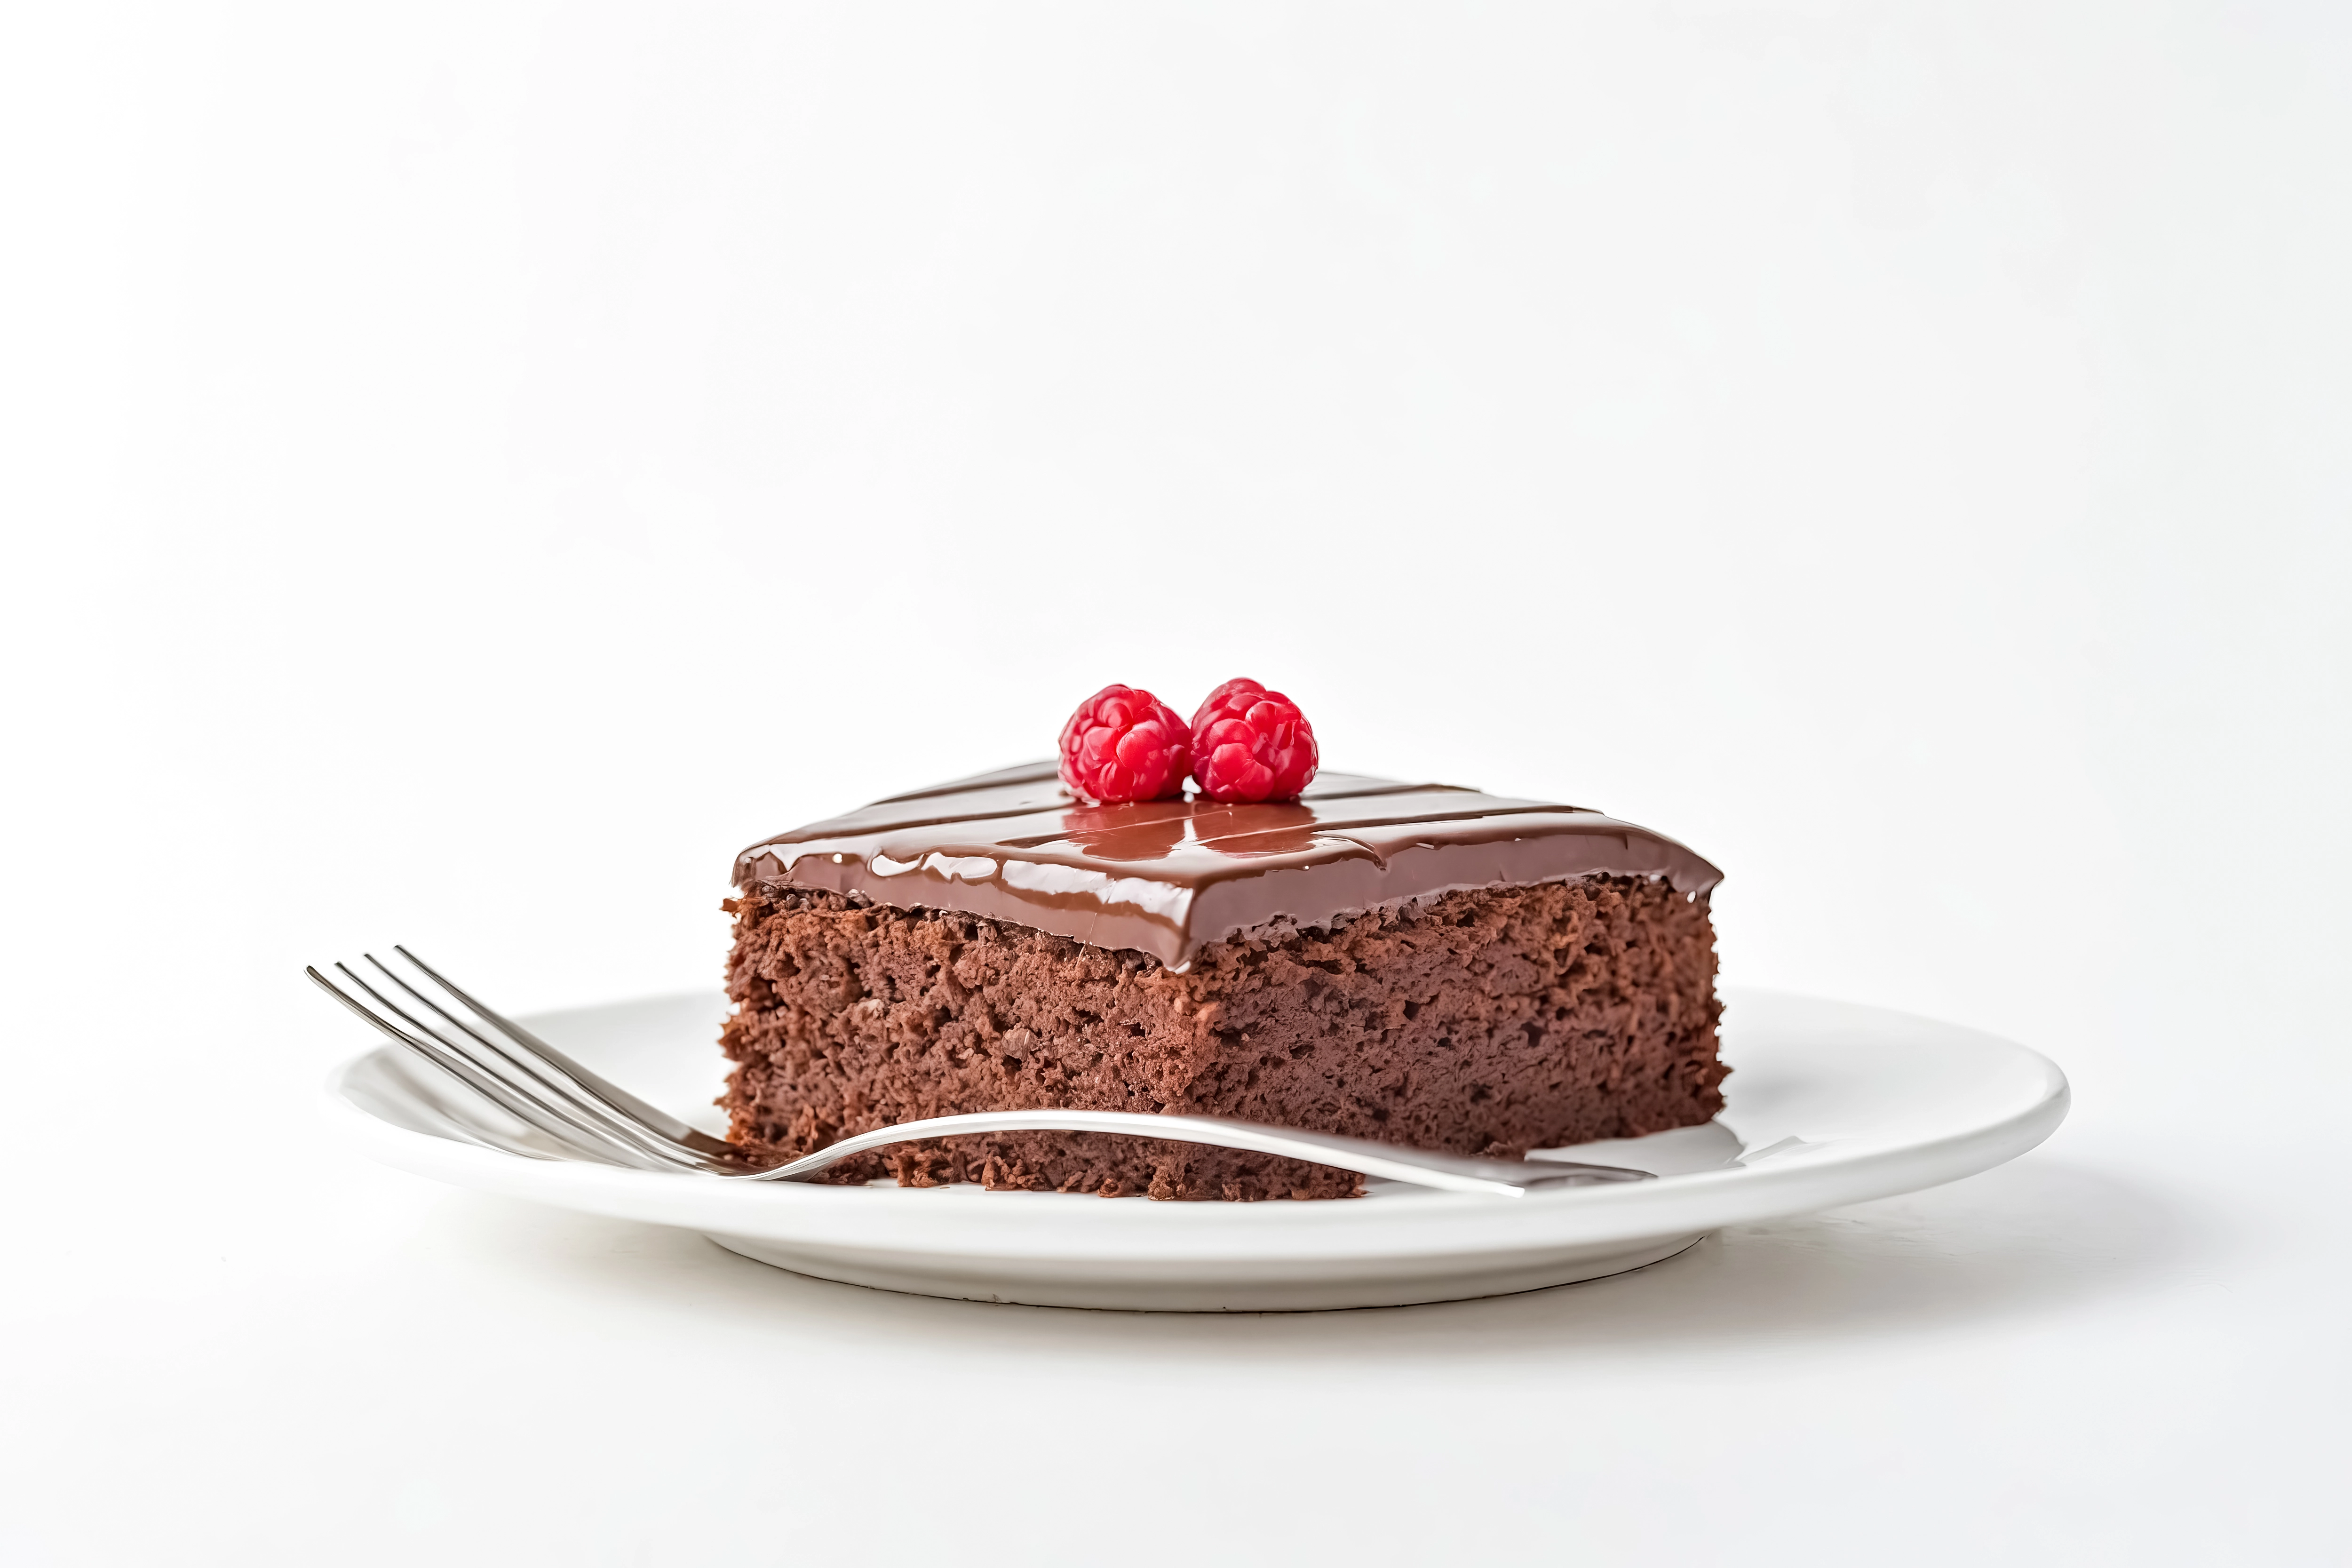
[[4, 3, 2347, 1562]]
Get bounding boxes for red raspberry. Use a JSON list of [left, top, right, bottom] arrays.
[[1057, 685, 1193, 804], [1188, 677, 1319, 803]]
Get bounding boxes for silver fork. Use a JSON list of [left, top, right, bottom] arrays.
[[308, 948, 1653, 1198]]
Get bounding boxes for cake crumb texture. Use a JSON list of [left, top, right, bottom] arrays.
[[721, 877, 1724, 1200]]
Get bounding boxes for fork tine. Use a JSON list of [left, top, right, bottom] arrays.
[[308, 966, 669, 1169], [359, 954, 653, 1133], [325, 962, 700, 1170], [389, 946, 733, 1156], [362, 954, 550, 1075], [356, 953, 715, 1166]]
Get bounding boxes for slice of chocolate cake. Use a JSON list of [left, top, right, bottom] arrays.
[[722, 762, 1724, 1201]]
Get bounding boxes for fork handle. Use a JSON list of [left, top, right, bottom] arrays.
[[738, 1109, 1652, 1197]]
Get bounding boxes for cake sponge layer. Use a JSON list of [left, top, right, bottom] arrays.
[[720, 875, 1724, 1201]]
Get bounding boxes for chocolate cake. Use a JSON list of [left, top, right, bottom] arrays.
[[722, 763, 1724, 1200]]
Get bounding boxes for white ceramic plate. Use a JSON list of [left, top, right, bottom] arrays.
[[326, 987, 2068, 1311]]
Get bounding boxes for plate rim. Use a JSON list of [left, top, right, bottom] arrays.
[[320, 987, 2071, 1259]]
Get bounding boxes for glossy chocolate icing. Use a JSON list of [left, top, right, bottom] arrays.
[[734, 763, 1722, 970]]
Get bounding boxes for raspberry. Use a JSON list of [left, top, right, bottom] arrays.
[[1057, 684, 1194, 804], [1188, 677, 1319, 803]]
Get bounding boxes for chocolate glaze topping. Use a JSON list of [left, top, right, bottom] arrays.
[[734, 763, 1722, 970]]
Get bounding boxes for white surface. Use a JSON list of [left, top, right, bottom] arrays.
[[2, 3, 2348, 1563], [333, 989, 2068, 1309]]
